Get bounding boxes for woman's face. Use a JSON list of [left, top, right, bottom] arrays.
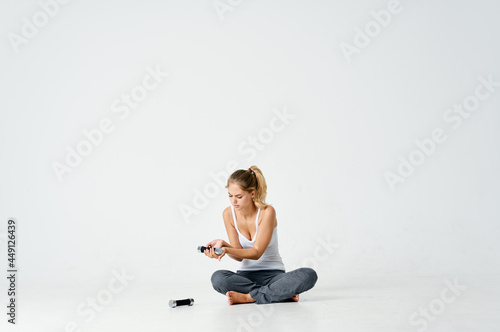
[[228, 182, 254, 210]]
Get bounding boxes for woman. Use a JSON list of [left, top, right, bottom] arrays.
[[204, 165, 318, 305]]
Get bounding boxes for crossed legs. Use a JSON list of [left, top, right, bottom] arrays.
[[211, 268, 318, 305]]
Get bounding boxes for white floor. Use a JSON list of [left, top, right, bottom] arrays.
[[1, 274, 499, 332]]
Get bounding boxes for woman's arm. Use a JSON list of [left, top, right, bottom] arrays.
[[221, 243, 243, 262], [204, 239, 242, 261], [222, 207, 244, 262]]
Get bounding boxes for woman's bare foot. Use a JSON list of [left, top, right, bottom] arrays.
[[283, 294, 299, 302], [226, 291, 256, 305]]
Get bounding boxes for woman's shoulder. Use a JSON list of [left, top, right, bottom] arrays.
[[260, 204, 275, 215], [259, 204, 277, 226], [222, 206, 234, 226]]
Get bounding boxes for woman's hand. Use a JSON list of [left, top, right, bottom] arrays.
[[217, 247, 226, 261], [204, 239, 226, 261], [204, 246, 226, 261], [205, 239, 225, 248]]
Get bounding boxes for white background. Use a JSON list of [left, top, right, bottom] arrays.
[[1, 0, 499, 330]]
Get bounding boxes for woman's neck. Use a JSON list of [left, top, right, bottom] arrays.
[[237, 204, 257, 219]]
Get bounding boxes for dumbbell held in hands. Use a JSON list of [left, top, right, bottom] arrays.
[[197, 246, 223, 255]]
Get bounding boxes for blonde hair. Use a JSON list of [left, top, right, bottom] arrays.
[[225, 165, 270, 209]]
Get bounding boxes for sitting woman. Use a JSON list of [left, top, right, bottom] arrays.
[[204, 165, 318, 305]]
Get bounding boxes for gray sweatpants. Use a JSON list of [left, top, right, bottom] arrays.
[[211, 268, 318, 304]]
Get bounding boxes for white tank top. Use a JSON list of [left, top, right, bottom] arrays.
[[230, 205, 285, 271]]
